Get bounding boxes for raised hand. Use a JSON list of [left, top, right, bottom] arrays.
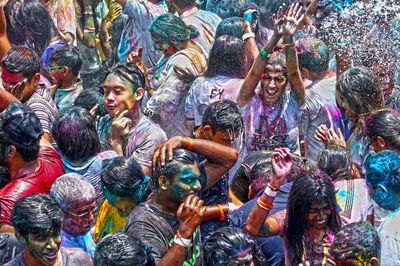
[[127, 47, 148, 76], [273, 3, 305, 37], [315, 124, 346, 147], [176, 194, 206, 239], [270, 147, 293, 188]]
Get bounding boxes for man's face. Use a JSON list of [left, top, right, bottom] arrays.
[[306, 200, 332, 231], [1, 67, 36, 102], [260, 65, 287, 106], [169, 163, 202, 203], [48, 61, 67, 87], [62, 200, 96, 236], [25, 229, 62, 266], [104, 189, 136, 217], [103, 74, 139, 118], [203, 127, 240, 148]]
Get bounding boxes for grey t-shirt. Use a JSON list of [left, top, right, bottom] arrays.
[[97, 114, 167, 167], [125, 202, 202, 265]]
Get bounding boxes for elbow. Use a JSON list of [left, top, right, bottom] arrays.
[[224, 148, 239, 169]]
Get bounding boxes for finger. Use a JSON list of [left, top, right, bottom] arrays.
[[167, 143, 174, 161], [295, 6, 304, 19], [117, 110, 129, 119], [138, 47, 143, 58], [90, 104, 99, 115], [152, 146, 161, 168], [296, 13, 305, 24], [338, 128, 345, 140], [199, 206, 206, 217], [190, 195, 199, 208], [177, 202, 184, 217], [185, 194, 195, 207], [160, 144, 167, 166], [196, 199, 204, 209]]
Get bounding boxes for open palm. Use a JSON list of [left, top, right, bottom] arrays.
[[273, 3, 305, 37]]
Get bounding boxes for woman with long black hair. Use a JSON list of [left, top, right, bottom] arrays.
[[245, 147, 341, 265]]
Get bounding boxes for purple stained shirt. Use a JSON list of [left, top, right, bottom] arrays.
[[241, 90, 302, 157]]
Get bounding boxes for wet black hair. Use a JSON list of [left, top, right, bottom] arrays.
[[152, 149, 197, 189], [1, 47, 40, 80], [201, 100, 244, 134], [366, 109, 400, 151], [255, 0, 294, 27], [230, 151, 309, 202], [204, 226, 265, 266], [52, 107, 101, 162], [50, 46, 83, 77], [149, 14, 199, 48], [336, 67, 384, 137], [94, 233, 155, 266], [284, 170, 341, 265], [105, 63, 146, 94], [74, 89, 108, 117], [331, 221, 381, 262], [101, 157, 151, 204], [205, 35, 245, 78], [215, 17, 243, 39], [297, 37, 330, 74], [12, 194, 62, 239], [5, 0, 60, 57], [317, 145, 352, 181]]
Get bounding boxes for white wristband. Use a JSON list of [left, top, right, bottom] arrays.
[[242, 32, 255, 41], [174, 234, 191, 248], [264, 185, 278, 197], [228, 203, 238, 214]]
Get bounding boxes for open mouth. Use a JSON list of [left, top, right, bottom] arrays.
[[266, 88, 279, 97], [315, 219, 326, 225], [43, 251, 58, 261]]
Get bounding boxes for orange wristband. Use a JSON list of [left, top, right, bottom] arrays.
[[257, 198, 274, 211], [217, 204, 225, 221], [187, 137, 194, 151]]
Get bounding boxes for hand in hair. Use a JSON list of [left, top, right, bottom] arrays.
[[315, 124, 346, 148], [270, 147, 293, 189], [110, 110, 134, 155], [177, 194, 206, 239]]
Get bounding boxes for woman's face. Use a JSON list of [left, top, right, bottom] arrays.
[[306, 200, 332, 231], [260, 64, 287, 106], [336, 91, 356, 122]]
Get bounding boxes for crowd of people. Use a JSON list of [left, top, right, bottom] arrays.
[[0, 0, 398, 264]]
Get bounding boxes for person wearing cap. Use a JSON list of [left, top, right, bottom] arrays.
[[0, 47, 58, 143], [0, 103, 64, 234]]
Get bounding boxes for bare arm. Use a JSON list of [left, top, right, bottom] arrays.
[[99, 19, 112, 59], [153, 136, 238, 190], [281, 4, 306, 106], [242, 10, 259, 73], [0, 90, 20, 112], [245, 148, 293, 237], [284, 35, 305, 106], [0, 4, 11, 61]]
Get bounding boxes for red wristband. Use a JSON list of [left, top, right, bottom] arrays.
[[187, 138, 194, 151], [217, 204, 225, 221]]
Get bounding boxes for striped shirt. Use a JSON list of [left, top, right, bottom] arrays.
[[26, 85, 58, 134]]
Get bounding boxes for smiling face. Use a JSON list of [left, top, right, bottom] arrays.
[[306, 200, 332, 230], [169, 164, 202, 203], [25, 229, 62, 266], [260, 64, 287, 106]]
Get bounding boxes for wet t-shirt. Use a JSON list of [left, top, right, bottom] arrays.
[[125, 202, 202, 265], [185, 75, 243, 126], [241, 90, 302, 156], [0, 147, 64, 225], [97, 115, 167, 167]]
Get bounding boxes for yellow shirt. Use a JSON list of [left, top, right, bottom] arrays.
[[94, 199, 128, 243]]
